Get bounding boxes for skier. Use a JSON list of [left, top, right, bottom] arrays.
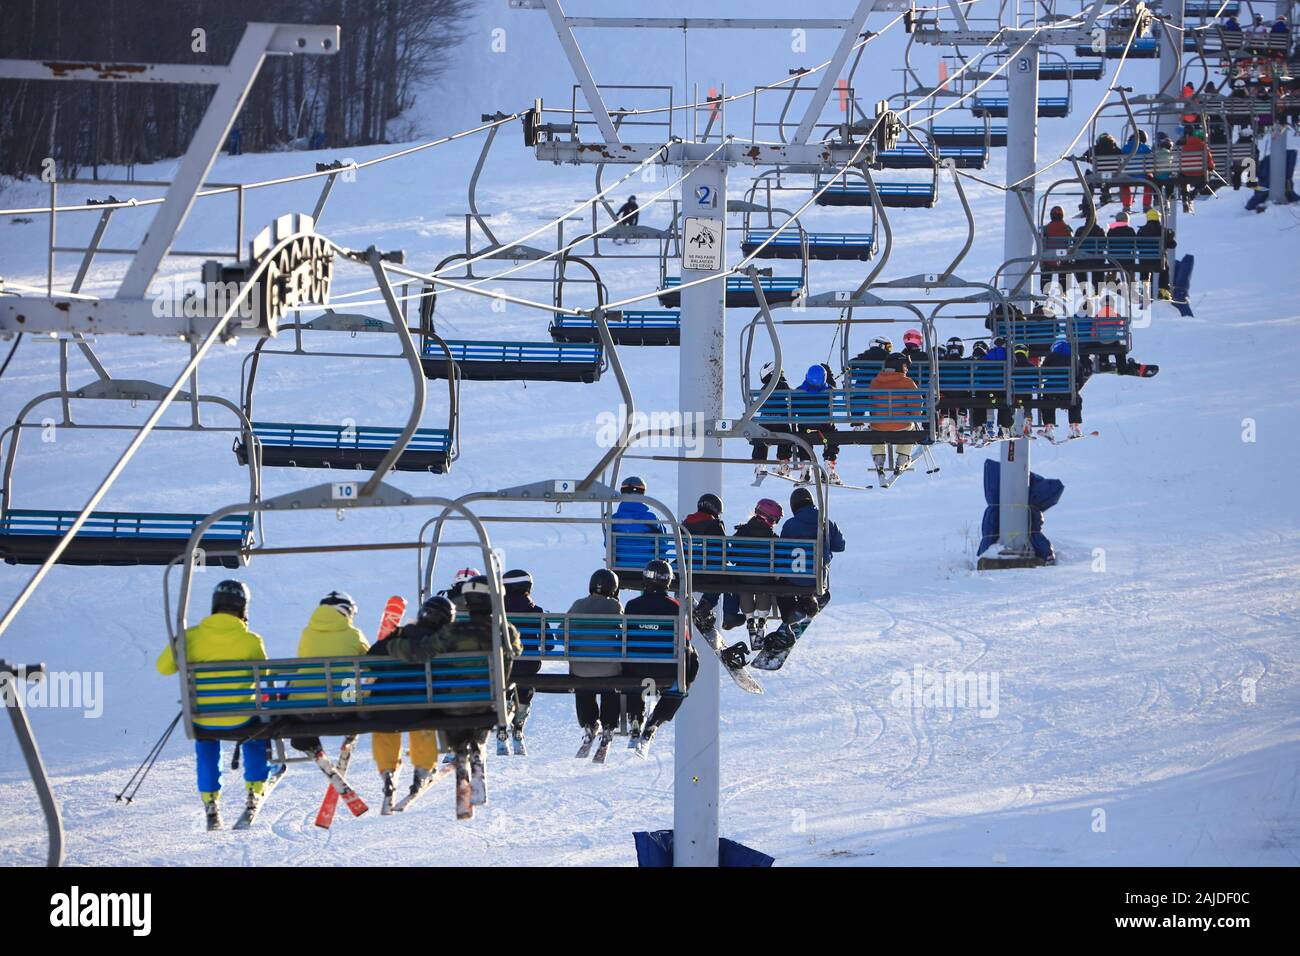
[[902, 328, 928, 364], [1087, 131, 1122, 205], [155, 580, 269, 830], [937, 336, 970, 442], [623, 559, 699, 748], [1177, 125, 1214, 210], [852, 335, 893, 363], [568, 569, 625, 753], [751, 361, 797, 478], [683, 493, 725, 630], [498, 569, 543, 752], [1039, 336, 1091, 441], [387, 576, 521, 816], [1137, 209, 1176, 297], [1041, 205, 1073, 293], [1106, 211, 1138, 285], [368, 595, 453, 807], [1119, 131, 1154, 213], [610, 475, 667, 534], [439, 567, 482, 611], [772, 487, 845, 650], [733, 498, 784, 649], [789, 363, 841, 484], [866, 353, 922, 478], [289, 590, 370, 747]]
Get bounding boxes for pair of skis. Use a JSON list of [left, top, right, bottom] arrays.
[[495, 726, 527, 756], [576, 728, 615, 763], [314, 594, 407, 829]]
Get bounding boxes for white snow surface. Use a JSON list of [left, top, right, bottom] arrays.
[[0, 1, 1298, 866]]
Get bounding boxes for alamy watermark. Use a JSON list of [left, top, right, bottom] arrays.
[[1, 669, 103, 718], [890, 664, 1000, 718], [595, 404, 708, 457]]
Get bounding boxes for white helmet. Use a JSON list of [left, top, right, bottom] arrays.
[[452, 567, 482, 586], [761, 360, 777, 379]]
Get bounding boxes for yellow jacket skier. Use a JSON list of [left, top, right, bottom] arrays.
[[155, 579, 270, 830]]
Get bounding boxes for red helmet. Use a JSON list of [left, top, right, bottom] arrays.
[[754, 498, 783, 526], [903, 329, 923, 347]]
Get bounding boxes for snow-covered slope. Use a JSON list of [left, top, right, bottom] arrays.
[[0, 5, 1298, 866]]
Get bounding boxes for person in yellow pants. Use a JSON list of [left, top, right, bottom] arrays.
[[366, 595, 455, 808]]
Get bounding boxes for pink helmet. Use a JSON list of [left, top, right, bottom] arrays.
[[755, 498, 784, 526], [903, 329, 923, 347]]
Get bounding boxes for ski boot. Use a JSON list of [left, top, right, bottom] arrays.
[[825, 459, 843, 485], [409, 766, 433, 798], [495, 726, 510, 756], [454, 756, 473, 820], [1041, 424, 1055, 442], [794, 463, 813, 484], [754, 464, 769, 481], [775, 461, 793, 478], [511, 724, 528, 756], [693, 603, 717, 632], [203, 794, 222, 831], [765, 623, 798, 654], [747, 615, 768, 653], [380, 770, 397, 813], [894, 452, 912, 477], [872, 453, 887, 484], [1069, 422, 1083, 439], [628, 718, 643, 748]]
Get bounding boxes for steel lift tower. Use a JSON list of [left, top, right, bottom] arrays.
[[512, 0, 908, 865]]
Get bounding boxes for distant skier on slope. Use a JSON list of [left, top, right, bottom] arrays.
[[155, 579, 270, 831]]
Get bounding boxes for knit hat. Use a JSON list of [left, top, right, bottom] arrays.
[[1115, 211, 1129, 223]]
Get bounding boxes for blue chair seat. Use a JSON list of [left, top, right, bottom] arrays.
[[422, 339, 602, 382], [816, 182, 937, 209], [0, 509, 251, 567], [929, 125, 1008, 148], [657, 275, 804, 308], [550, 310, 681, 346], [238, 421, 451, 473], [740, 230, 875, 261], [609, 532, 823, 593]]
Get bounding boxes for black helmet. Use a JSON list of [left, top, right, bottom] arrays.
[[620, 475, 646, 495], [417, 595, 455, 629], [212, 579, 249, 617], [589, 568, 619, 597], [502, 569, 533, 592], [971, 340, 989, 358], [461, 575, 494, 613], [642, 559, 673, 590], [319, 590, 357, 618], [790, 487, 814, 513], [885, 352, 911, 372], [696, 493, 722, 517]]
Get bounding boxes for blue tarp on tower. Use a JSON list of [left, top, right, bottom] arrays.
[[976, 458, 1065, 562]]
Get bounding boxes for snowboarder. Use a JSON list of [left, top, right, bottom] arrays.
[[623, 560, 699, 748], [368, 595, 453, 807], [387, 576, 521, 817], [773, 486, 845, 643], [1119, 131, 1154, 213], [155, 579, 269, 830], [683, 493, 725, 630], [568, 569, 625, 752], [733, 498, 784, 650], [1137, 208, 1176, 296]]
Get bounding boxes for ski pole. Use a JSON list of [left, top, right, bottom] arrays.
[[116, 711, 180, 803]]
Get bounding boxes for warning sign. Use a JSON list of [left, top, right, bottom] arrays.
[[682, 216, 724, 272]]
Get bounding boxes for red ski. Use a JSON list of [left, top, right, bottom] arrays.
[[314, 596, 406, 829]]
